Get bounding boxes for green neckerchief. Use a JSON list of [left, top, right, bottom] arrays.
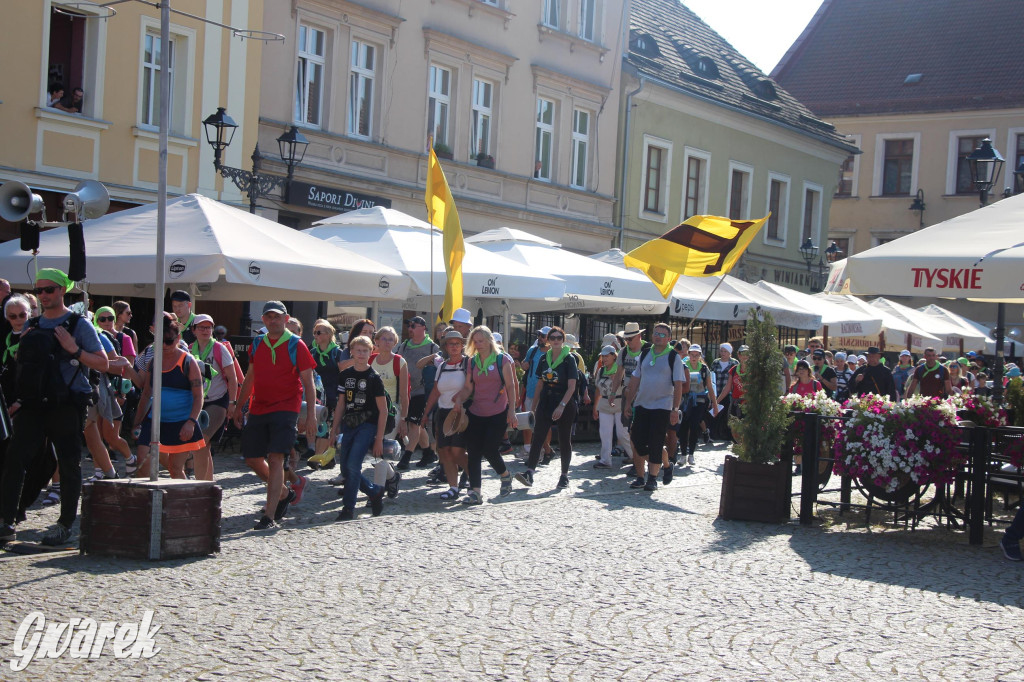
[[191, 339, 215, 364], [3, 331, 20, 365], [313, 341, 338, 367], [546, 346, 571, 370], [684, 358, 702, 373], [263, 329, 293, 364], [180, 311, 195, 329], [737, 363, 748, 376], [789, 358, 798, 372], [924, 361, 941, 373], [649, 347, 672, 366], [474, 351, 497, 376], [626, 346, 642, 358], [601, 361, 619, 377], [406, 335, 434, 349]]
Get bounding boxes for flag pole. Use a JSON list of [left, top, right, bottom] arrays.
[[426, 136, 436, 327], [688, 272, 728, 329]]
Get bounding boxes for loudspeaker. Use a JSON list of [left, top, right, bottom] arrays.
[[0, 181, 45, 222], [67, 222, 86, 282], [62, 180, 109, 220]]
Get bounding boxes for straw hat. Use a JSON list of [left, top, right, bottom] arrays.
[[443, 408, 469, 436]]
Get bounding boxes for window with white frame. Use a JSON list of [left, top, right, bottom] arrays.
[[543, 0, 560, 29], [348, 40, 375, 138], [765, 174, 789, 243], [428, 65, 452, 148], [641, 137, 671, 216], [141, 32, 174, 127], [955, 135, 987, 194], [682, 148, 710, 220], [579, 0, 597, 41], [802, 183, 822, 243], [471, 78, 493, 159], [727, 162, 752, 220], [535, 97, 555, 181], [882, 138, 914, 195], [295, 24, 326, 127], [570, 108, 590, 189], [47, 4, 108, 119]]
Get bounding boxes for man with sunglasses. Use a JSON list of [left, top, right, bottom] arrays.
[[0, 269, 108, 547], [395, 316, 439, 470]]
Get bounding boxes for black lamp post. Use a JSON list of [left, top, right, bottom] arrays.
[[202, 107, 309, 215], [908, 189, 926, 228], [202, 107, 309, 334], [798, 238, 818, 270], [1014, 156, 1024, 197]]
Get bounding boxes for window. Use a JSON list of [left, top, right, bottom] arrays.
[[543, 0, 560, 29], [47, 7, 87, 111], [643, 146, 665, 213], [1017, 133, 1024, 168], [141, 33, 173, 127], [836, 154, 855, 196], [955, 135, 987, 194], [570, 108, 590, 189], [682, 148, 710, 219], [802, 185, 821, 243], [428, 65, 452, 147], [348, 40, 375, 138], [534, 97, 555, 181], [832, 237, 850, 259], [765, 174, 789, 243], [579, 0, 596, 41], [295, 24, 325, 127], [471, 79, 493, 158], [727, 164, 752, 220], [882, 139, 914, 195]]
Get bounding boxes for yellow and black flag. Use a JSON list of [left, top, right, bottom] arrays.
[[624, 214, 769, 298]]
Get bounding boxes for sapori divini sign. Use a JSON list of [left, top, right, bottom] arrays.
[[286, 181, 392, 213]]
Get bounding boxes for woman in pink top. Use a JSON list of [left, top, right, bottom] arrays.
[[788, 360, 822, 397], [457, 326, 518, 504]]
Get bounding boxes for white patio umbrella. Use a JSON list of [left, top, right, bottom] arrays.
[[466, 229, 667, 314], [0, 193, 411, 301], [307, 208, 565, 313], [756, 281, 883, 342], [814, 293, 941, 352], [868, 297, 986, 354], [917, 304, 1008, 355]]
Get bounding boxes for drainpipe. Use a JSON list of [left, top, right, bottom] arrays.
[[618, 75, 646, 250]]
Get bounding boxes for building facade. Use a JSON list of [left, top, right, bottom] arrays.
[[618, 0, 856, 296]]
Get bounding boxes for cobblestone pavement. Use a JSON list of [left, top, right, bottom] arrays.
[[2, 439, 1023, 680]]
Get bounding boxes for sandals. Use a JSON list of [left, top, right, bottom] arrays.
[[462, 490, 482, 505], [41, 489, 60, 506], [439, 487, 459, 501]]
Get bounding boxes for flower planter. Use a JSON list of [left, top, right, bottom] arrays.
[[719, 455, 792, 523], [476, 156, 495, 169], [434, 150, 453, 160]]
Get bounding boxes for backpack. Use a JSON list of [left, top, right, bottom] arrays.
[[222, 340, 244, 388], [570, 350, 588, 402], [250, 333, 302, 368], [638, 345, 681, 388], [372, 368, 399, 435], [16, 313, 84, 407], [369, 352, 410, 408]]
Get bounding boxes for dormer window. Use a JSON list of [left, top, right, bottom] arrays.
[[629, 31, 660, 57], [695, 56, 718, 78], [753, 79, 776, 101]]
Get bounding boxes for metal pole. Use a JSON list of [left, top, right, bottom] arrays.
[[994, 302, 1006, 403], [150, 0, 171, 481], [799, 412, 818, 525]]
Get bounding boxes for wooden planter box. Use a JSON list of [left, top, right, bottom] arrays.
[[719, 455, 792, 523], [80, 479, 222, 560]]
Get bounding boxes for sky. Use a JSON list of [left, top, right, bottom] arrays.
[[682, 0, 825, 74]]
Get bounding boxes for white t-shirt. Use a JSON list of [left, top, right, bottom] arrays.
[[372, 353, 407, 407], [434, 356, 467, 409]]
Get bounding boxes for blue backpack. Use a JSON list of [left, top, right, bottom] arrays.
[[250, 333, 302, 368]]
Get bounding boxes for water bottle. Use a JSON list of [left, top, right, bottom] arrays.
[[382, 438, 401, 460], [314, 373, 325, 404]]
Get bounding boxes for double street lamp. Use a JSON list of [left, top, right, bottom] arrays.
[[799, 238, 843, 293]]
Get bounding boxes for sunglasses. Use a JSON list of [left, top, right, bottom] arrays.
[[313, 330, 329, 336], [548, 335, 564, 341], [6, 312, 27, 320], [653, 332, 668, 338], [97, 315, 114, 323], [33, 286, 59, 295]]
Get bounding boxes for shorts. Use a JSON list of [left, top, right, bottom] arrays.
[[630, 406, 670, 460], [203, 392, 229, 411], [434, 407, 466, 450], [522, 393, 535, 413], [243, 410, 299, 458], [405, 394, 427, 424], [138, 417, 206, 454], [86, 380, 123, 424]]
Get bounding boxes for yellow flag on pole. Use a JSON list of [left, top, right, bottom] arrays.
[[425, 148, 465, 324], [623, 214, 769, 298]]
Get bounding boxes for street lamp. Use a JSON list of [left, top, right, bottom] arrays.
[[798, 238, 818, 270], [202, 107, 309, 215], [966, 137, 1004, 208], [1014, 156, 1024, 197], [908, 189, 926, 228]]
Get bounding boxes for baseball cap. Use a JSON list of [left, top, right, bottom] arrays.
[[737, 345, 750, 354], [493, 332, 503, 344], [449, 308, 472, 325], [720, 342, 733, 353], [601, 345, 617, 356], [406, 315, 427, 327], [966, 351, 978, 358], [812, 349, 825, 359], [834, 351, 847, 361], [537, 326, 551, 336], [688, 344, 703, 354], [899, 350, 911, 357], [193, 313, 214, 327], [170, 290, 191, 303], [262, 300, 287, 315]]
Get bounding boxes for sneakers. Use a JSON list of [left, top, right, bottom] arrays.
[[686, 453, 695, 466], [557, 474, 569, 489], [416, 451, 438, 468], [594, 461, 612, 469], [662, 466, 674, 485], [426, 466, 446, 485], [336, 507, 354, 522], [462, 490, 483, 505], [274, 489, 296, 521], [629, 477, 646, 489], [499, 440, 514, 456], [499, 474, 513, 496], [1000, 536, 1023, 561], [369, 489, 385, 517], [0, 523, 15, 545], [702, 429, 711, 446], [41, 488, 60, 506], [644, 476, 658, 492], [253, 516, 277, 530], [41, 523, 73, 546], [385, 471, 402, 499], [396, 450, 413, 471], [514, 470, 534, 488], [291, 475, 308, 505], [329, 473, 346, 486], [540, 450, 555, 466]]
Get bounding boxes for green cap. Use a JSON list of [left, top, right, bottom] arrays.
[[35, 267, 73, 290]]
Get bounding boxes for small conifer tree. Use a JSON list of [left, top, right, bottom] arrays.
[[729, 311, 793, 463]]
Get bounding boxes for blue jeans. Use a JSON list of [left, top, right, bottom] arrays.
[[338, 422, 382, 511]]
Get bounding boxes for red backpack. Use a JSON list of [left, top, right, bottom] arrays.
[[369, 352, 410, 405]]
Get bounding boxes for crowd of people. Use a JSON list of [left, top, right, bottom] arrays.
[[0, 268, 1021, 557]]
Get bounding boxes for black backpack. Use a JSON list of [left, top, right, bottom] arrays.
[[16, 313, 84, 407], [638, 345, 681, 387]]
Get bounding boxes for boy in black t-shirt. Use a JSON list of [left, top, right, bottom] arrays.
[[330, 335, 387, 521]]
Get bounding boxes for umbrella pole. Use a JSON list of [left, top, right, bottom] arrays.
[[994, 302, 1006, 403]]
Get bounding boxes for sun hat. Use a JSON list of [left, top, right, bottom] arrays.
[[622, 322, 645, 338], [866, 346, 881, 355], [443, 408, 469, 435], [565, 333, 580, 348], [449, 308, 472, 324], [442, 329, 465, 344]]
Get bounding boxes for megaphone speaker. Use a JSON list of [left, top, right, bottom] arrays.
[[62, 180, 109, 220], [67, 222, 86, 282], [20, 221, 39, 252], [0, 181, 45, 222]]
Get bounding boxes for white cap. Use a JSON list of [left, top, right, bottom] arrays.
[[493, 332, 503, 344], [834, 351, 847, 361], [537, 326, 552, 335], [193, 313, 214, 327], [688, 344, 703, 354], [899, 349, 911, 357], [450, 308, 472, 324], [565, 333, 580, 348]]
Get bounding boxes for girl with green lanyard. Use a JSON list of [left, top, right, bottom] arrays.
[[678, 344, 718, 466], [189, 315, 238, 465], [592, 344, 631, 469]]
